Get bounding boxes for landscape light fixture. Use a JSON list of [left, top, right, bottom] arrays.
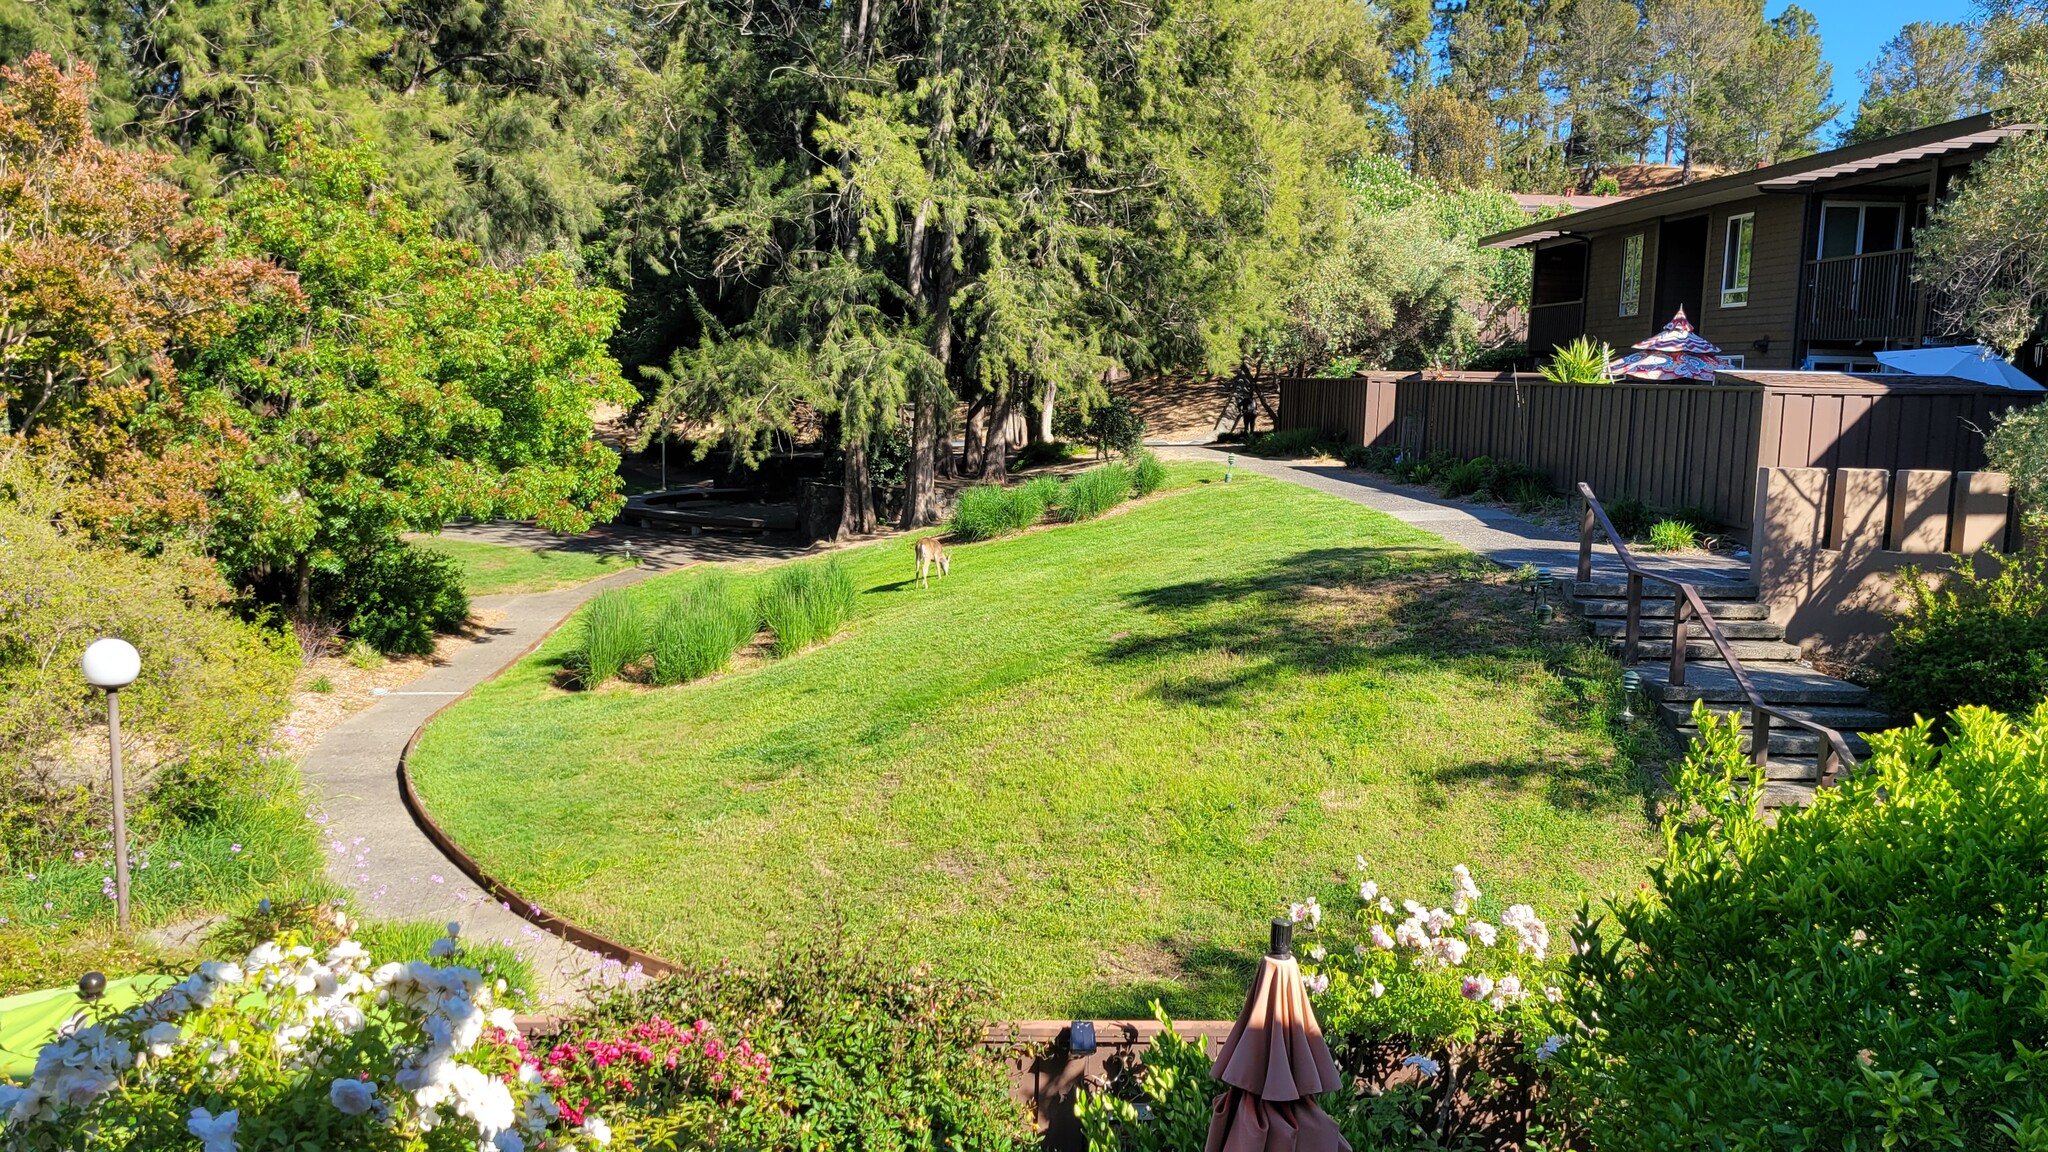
[[78, 971, 107, 1003], [1067, 1020, 1097, 1056], [1535, 568, 1556, 623], [80, 637, 140, 930], [1620, 669, 1642, 724], [1225, 453, 1235, 483]]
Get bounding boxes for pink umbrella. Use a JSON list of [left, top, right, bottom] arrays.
[[1205, 920, 1351, 1152], [1610, 307, 1729, 381]]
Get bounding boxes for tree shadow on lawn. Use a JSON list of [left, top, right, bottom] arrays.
[[1061, 935, 1264, 1021], [1098, 545, 1657, 814]]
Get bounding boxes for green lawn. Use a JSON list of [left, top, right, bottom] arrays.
[[411, 536, 633, 596], [408, 465, 1661, 1017]]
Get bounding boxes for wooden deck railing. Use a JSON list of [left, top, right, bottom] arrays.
[[1576, 482, 1857, 788], [1803, 249, 1919, 345]]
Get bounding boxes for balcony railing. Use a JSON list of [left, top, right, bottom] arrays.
[[1804, 249, 1920, 345]]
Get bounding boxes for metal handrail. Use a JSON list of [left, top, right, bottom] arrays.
[[1576, 483, 1856, 789]]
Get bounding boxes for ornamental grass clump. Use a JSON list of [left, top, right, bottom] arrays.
[[567, 587, 643, 687], [1643, 518, 1699, 552], [650, 576, 758, 685], [951, 482, 1052, 542], [1131, 451, 1168, 497], [1545, 703, 2048, 1150], [759, 559, 856, 656], [1057, 463, 1132, 521]]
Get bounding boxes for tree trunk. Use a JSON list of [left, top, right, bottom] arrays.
[[980, 392, 1013, 481], [294, 554, 313, 620], [839, 437, 875, 538], [1034, 379, 1056, 443], [962, 391, 988, 476], [905, 399, 942, 527]]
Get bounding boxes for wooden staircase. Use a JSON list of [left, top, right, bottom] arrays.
[[1569, 484, 1893, 809], [1567, 579, 1892, 807]]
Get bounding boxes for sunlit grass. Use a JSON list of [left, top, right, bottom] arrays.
[[409, 464, 1663, 1016], [411, 536, 633, 596]]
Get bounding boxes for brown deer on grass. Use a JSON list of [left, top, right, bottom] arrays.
[[914, 536, 951, 589]]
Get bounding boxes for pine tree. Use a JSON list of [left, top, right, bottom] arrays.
[[1693, 5, 1838, 167], [1844, 22, 1989, 143]]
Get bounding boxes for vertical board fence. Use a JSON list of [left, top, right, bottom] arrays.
[[1279, 371, 2038, 530]]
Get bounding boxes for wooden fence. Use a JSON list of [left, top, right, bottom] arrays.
[[1279, 371, 2038, 530]]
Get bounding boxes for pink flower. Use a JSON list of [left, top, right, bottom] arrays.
[[1461, 974, 1494, 1001]]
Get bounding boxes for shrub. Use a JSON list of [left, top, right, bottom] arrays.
[[650, 576, 758, 685], [1986, 396, 2048, 515], [1878, 542, 2048, 719], [344, 640, 383, 671], [951, 482, 1049, 542], [1131, 450, 1168, 497], [1012, 440, 1073, 469], [1, 458, 297, 866], [1056, 394, 1146, 459], [1643, 519, 1699, 552], [1603, 495, 1653, 540], [1017, 473, 1063, 512], [1549, 704, 2048, 1149], [309, 676, 333, 693], [573, 936, 1033, 1149], [323, 543, 471, 657], [567, 588, 644, 687], [1245, 427, 1341, 459], [1058, 463, 1132, 521], [759, 559, 856, 656], [1438, 455, 1494, 499], [1343, 444, 1401, 471], [1505, 477, 1551, 514], [1538, 336, 1613, 384]]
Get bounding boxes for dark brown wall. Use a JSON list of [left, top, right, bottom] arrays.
[[1276, 375, 1402, 446], [1582, 224, 1658, 354], [1701, 196, 1803, 369]]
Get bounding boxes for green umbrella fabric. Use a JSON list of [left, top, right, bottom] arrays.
[[0, 975, 171, 1082]]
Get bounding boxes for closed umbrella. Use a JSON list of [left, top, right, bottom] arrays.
[[1205, 919, 1351, 1152]]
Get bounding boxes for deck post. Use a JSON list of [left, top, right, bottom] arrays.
[[1578, 499, 1596, 583], [1624, 572, 1642, 666], [1668, 593, 1690, 687]]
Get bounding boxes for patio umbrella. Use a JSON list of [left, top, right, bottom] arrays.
[[1874, 345, 2045, 391], [1204, 919, 1351, 1152], [1609, 307, 1730, 382]]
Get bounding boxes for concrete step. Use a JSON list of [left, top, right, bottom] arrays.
[[1665, 702, 1895, 731], [1633, 662, 1872, 707], [1761, 779, 1819, 809], [1576, 598, 1773, 621], [1574, 580, 1758, 600], [1593, 618, 1785, 641], [1669, 722, 1873, 758], [1610, 638, 1805, 662]]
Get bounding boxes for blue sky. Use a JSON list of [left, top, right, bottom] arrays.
[[1775, 0, 1979, 133]]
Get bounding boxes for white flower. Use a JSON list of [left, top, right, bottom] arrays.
[[197, 960, 244, 986], [330, 1078, 377, 1116], [1495, 974, 1526, 1004], [1501, 904, 1551, 960], [1378, 896, 1396, 915], [1394, 918, 1430, 949], [1423, 907, 1455, 935], [1534, 1035, 1567, 1061], [1461, 973, 1494, 1001], [1354, 854, 1368, 872], [1402, 899, 1425, 917], [581, 1116, 613, 1146], [1371, 924, 1395, 950], [1451, 864, 1482, 915], [1432, 936, 1470, 967], [1544, 985, 1564, 1004], [1288, 899, 1322, 928], [1359, 879, 1378, 902], [1402, 1054, 1441, 1077], [141, 1022, 181, 1058], [1369, 979, 1385, 999], [1307, 945, 1326, 962], [1467, 920, 1498, 947], [1305, 972, 1329, 995], [187, 1106, 239, 1152], [245, 942, 284, 971]]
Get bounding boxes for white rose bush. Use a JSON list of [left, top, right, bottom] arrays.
[[0, 923, 649, 1151]]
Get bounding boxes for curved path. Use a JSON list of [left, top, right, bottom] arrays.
[[297, 524, 806, 1002]]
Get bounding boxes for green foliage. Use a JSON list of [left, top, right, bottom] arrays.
[[1012, 441, 1074, 470], [309, 676, 333, 694], [1551, 704, 2048, 1149], [1538, 337, 1614, 384], [1057, 464, 1133, 521], [650, 576, 758, 686], [1604, 497, 1654, 541], [1987, 402, 2048, 516], [759, 560, 857, 657], [1643, 519, 1700, 552], [1344, 444, 1403, 471], [568, 589, 645, 688], [0, 456, 297, 866], [1244, 427, 1344, 458], [1131, 452, 1168, 498], [1843, 22, 1987, 144], [343, 642, 383, 672], [578, 937, 1033, 1149], [1879, 544, 2048, 719], [951, 483, 1051, 542], [1075, 1005, 1219, 1151], [1439, 456, 1494, 499], [319, 544, 471, 657], [1057, 396, 1147, 461]]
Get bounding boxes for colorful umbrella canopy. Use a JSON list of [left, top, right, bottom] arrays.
[[1610, 308, 1729, 382], [1203, 920, 1351, 1152]]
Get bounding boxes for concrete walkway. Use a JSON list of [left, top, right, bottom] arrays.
[[1161, 447, 1754, 586], [299, 525, 808, 1002]]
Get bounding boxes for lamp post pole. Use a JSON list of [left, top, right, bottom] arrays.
[[82, 638, 140, 931]]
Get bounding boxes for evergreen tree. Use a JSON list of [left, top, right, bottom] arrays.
[[1844, 22, 1989, 142], [1550, 0, 1655, 189], [1694, 5, 1837, 167]]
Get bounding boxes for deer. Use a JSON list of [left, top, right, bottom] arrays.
[[914, 536, 951, 589]]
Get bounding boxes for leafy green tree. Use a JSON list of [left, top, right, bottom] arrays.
[[1844, 22, 1990, 143], [1693, 5, 1838, 168], [1551, 0, 1656, 190], [190, 135, 633, 614]]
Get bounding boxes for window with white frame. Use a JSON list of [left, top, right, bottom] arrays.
[[1721, 213, 1753, 307], [1619, 233, 1643, 317]]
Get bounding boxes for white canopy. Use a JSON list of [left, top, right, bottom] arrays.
[[1874, 345, 2045, 391]]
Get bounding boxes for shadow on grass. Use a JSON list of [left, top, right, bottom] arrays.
[[1098, 544, 1659, 814], [1062, 936, 1263, 1020]]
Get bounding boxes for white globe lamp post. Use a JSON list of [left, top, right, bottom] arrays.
[[81, 638, 140, 930]]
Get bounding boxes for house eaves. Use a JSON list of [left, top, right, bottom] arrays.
[[1477, 114, 2038, 251]]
